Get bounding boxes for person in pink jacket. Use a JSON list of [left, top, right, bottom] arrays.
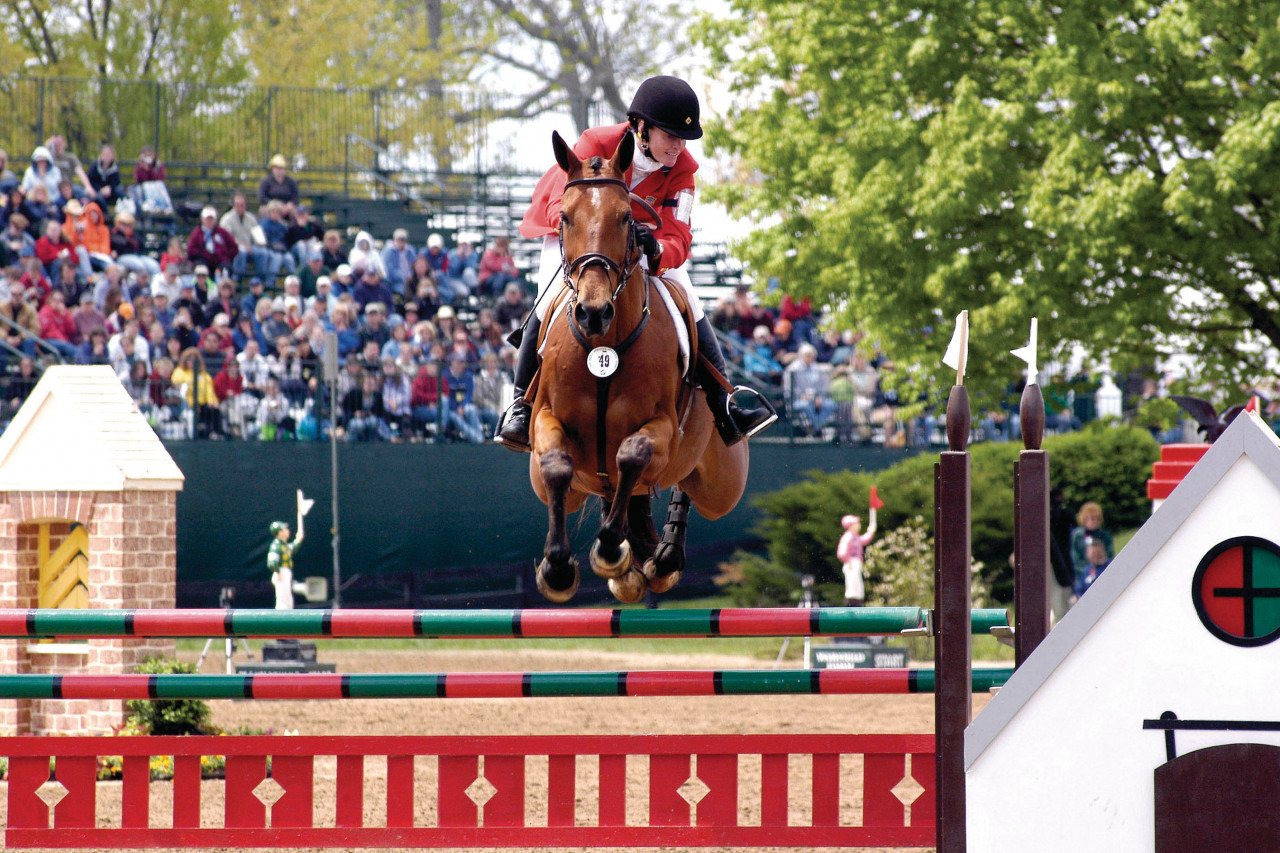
[[838, 510, 877, 607]]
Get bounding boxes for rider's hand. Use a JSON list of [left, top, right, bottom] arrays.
[[632, 224, 661, 273]]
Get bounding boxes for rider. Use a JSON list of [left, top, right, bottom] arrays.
[[495, 75, 777, 452]]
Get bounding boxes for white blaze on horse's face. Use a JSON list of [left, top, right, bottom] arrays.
[[552, 131, 638, 339], [563, 183, 631, 337]]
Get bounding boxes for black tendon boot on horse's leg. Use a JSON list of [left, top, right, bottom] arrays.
[[644, 488, 690, 593], [694, 317, 777, 446], [495, 314, 542, 452]]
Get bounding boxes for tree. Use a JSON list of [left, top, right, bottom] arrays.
[[0, 0, 244, 83], [699, 1, 1280, 397], [237, 0, 460, 90], [462, 0, 689, 132]]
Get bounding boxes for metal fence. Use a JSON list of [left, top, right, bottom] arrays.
[[0, 76, 614, 189]]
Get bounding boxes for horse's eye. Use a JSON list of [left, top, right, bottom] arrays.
[[560, 213, 572, 227]]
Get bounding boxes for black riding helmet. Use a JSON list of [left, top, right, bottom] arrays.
[[626, 76, 703, 140]]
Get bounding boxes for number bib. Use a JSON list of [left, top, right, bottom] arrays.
[[587, 347, 620, 378]]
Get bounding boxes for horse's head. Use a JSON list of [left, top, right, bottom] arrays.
[[553, 130, 637, 338]]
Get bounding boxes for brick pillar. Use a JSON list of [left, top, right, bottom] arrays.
[[0, 488, 178, 735], [0, 498, 24, 734]]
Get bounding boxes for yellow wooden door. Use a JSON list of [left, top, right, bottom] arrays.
[[38, 524, 89, 610]]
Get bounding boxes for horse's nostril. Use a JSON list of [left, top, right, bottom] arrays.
[[602, 303, 615, 323], [574, 304, 590, 327]]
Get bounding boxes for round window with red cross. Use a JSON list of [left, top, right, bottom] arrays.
[[1192, 537, 1280, 647]]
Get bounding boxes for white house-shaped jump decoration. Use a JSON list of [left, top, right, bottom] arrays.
[[0, 366, 184, 735], [967, 410, 1280, 851], [0, 364, 183, 492]]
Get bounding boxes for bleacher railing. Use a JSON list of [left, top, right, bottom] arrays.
[[0, 75, 598, 189]]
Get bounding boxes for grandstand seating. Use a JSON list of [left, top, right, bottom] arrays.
[[160, 169, 746, 299]]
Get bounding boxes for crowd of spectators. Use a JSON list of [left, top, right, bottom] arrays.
[[0, 138, 1180, 449], [0, 139, 537, 443], [709, 284, 913, 445]]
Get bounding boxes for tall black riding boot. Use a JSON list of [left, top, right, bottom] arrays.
[[494, 314, 542, 452], [694, 317, 777, 446]]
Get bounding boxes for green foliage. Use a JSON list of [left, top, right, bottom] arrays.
[[0, 0, 246, 82], [125, 658, 212, 737], [1136, 397, 1181, 433], [866, 517, 990, 610], [716, 551, 807, 606], [697, 1, 1280, 394], [865, 517, 990, 659], [749, 426, 1160, 602], [1045, 426, 1161, 532]]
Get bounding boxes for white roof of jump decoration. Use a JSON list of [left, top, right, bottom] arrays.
[[0, 365, 185, 492]]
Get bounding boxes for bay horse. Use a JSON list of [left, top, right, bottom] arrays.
[[529, 130, 749, 604]]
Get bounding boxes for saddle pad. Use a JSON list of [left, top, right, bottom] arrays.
[[539, 278, 691, 376]]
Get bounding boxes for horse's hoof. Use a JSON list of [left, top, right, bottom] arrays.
[[536, 558, 579, 603], [650, 541, 686, 578], [590, 538, 632, 579], [643, 559, 682, 594], [608, 568, 647, 604]]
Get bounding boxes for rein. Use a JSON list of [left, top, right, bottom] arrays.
[[557, 174, 662, 504]]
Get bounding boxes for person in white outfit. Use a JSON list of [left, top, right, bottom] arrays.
[[837, 510, 877, 607]]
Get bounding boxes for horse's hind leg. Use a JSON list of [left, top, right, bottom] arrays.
[[590, 433, 653, 603], [536, 447, 580, 602], [644, 488, 690, 593]]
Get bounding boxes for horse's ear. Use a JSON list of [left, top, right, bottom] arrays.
[[552, 131, 577, 174], [612, 131, 635, 173]]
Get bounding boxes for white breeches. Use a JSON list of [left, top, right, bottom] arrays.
[[842, 559, 865, 601], [272, 567, 295, 610], [533, 235, 704, 322]]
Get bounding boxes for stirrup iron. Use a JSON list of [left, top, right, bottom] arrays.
[[729, 385, 778, 438]]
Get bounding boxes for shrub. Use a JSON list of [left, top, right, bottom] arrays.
[[745, 424, 1160, 603], [716, 552, 808, 606], [125, 657, 212, 736], [866, 517, 990, 609], [865, 517, 990, 659]]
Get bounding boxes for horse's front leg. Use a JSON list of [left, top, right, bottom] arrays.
[[592, 424, 671, 603], [532, 415, 579, 602], [590, 433, 653, 578]]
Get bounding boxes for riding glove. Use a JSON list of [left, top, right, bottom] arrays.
[[632, 224, 662, 274]]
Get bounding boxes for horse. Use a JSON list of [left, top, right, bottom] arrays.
[[528, 130, 749, 604]]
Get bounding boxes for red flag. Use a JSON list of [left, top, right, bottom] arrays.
[[869, 485, 884, 510]]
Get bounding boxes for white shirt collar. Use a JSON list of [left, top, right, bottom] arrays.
[[630, 133, 663, 188]]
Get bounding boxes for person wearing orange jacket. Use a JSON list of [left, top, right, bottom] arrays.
[[64, 199, 112, 274], [495, 76, 775, 452]]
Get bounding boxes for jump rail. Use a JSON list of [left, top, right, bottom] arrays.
[[0, 607, 1010, 639], [6, 733, 938, 848], [0, 667, 1013, 700], [0, 606, 1007, 849]]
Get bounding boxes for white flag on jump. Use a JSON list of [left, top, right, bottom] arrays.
[[941, 310, 969, 382], [1010, 318, 1039, 385], [296, 490, 314, 540]]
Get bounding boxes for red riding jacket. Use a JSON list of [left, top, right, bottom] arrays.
[[519, 123, 697, 274]]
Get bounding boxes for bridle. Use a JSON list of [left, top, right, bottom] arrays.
[[558, 176, 662, 305]]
